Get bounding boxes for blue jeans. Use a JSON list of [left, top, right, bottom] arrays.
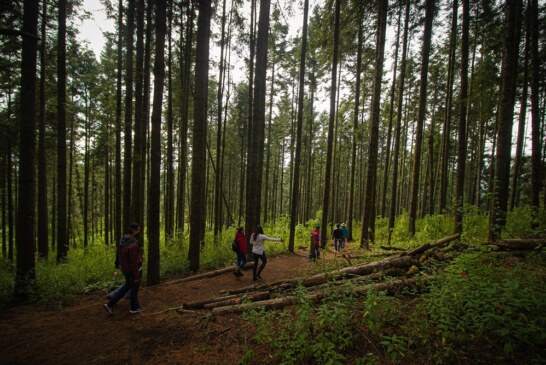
[[107, 272, 141, 311], [236, 250, 247, 269], [334, 239, 343, 251], [252, 252, 267, 278]]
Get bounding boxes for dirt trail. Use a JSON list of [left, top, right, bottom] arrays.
[[0, 249, 329, 365]]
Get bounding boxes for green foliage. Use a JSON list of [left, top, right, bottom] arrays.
[[410, 252, 546, 362], [361, 290, 394, 334], [243, 283, 357, 365], [504, 206, 546, 238]]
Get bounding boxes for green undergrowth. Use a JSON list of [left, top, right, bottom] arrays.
[[242, 250, 546, 364], [0, 206, 544, 308]]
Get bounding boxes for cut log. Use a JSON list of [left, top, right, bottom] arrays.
[[165, 262, 254, 285], [380, 245, 406, 251], [212, 278, 420, 316], [401, 234, 460, 257], [302, 255, 415, 287], [493, 239, 546, 251], [203, 291, 270, 309]]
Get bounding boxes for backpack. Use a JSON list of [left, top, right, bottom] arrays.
[[231, 239, 239, 252]]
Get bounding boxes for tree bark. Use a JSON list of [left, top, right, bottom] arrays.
[[288, 0, 309, 253], [408, 0, 435, 236], [361, 0, 388, 247], [189, 0, 211, 272], [321, 0, 340, 248], [37, 0, 48, 259], [528, 0, 542, 225], [388, 0, 410, 245], [123, 0, 135, 232], [489, 0, 522, 240], [14, 0, 39, 299], [56, 0, 68, 262], [454, 0, 470, 234], [245, 0, 271, 240], [147, 0, 168, 285]]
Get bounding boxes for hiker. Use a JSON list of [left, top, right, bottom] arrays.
[[332, 224, 344, 252], [250, 225, 283, 281], [233, 226, 247, 277], [309, 225, 321, 259], [104, 223, 144, 315], [341, 223, 349, 249]]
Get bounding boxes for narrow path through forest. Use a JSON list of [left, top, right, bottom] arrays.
[[0, 248, 333, 365]]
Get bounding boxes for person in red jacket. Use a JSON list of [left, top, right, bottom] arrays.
[[233, 226, 247, 277], [104, 223, 144, 314]]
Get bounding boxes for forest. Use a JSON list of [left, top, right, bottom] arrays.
[[0, 0, 546, 363]]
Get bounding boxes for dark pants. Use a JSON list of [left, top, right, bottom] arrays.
[[107, 272, 141, 311], [252, 252, 267, 278], [236, 250, 247, 270]]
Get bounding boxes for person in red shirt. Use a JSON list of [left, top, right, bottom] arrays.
[[104, 223, 144, 314], [309, 225, 321, 259], [233, 227, 247, 277]]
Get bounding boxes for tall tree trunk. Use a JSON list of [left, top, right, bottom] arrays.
[[38, 0, 48, 259], [177, 0, 193, 233], [244, 0, 257, 235], [381, 3, 402, 218], [509, 19, 529, 212], [14, 0, 39, 299], [189, 0, 211, 271], [320, 0, 340, 248], [245, 0, 271, 240], [165, 1, 174, 237], [214, 0, 228, 237], [528, 0, 542, 225], [132, 0, 145, 227], [388, 0, 410, 245], [148, 0, 168, 285], [263, 48, 275, 224], [489, 0, 522, 241], [84, 92, 90, 248], [349, 21, 363, 243], [361, 0, 387, 247], [439, 0, 458, 214], [115, 0, 123, 244], [408, 0, 435, 237], [288, 0, 309, 253], [56, 0, 68, 262], [454, 0, 470, 235], [123, 0, 135, 232]]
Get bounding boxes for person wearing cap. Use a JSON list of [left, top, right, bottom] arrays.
[[341, 223, 349, 250], [309, 224, 321, 260]]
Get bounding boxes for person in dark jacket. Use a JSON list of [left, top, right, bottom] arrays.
[[332, 224, 344, 252], [104, 223, 144, 315], [233, 227, 247, 277]]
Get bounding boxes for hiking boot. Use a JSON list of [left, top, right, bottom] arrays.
[[103, 303, 114, 315], [130, 307, 145, 314]]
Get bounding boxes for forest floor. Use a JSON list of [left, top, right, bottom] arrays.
[[0, 246, 335, 365]]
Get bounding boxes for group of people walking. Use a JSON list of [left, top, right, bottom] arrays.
[[232, 225, 283, 281], [103, 221, 349, 315]]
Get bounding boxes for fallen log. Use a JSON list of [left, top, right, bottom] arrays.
[[380, 245, 406, 251], [401, 233, 460, 257], [302, 255, 416, 287], [219, 279, 297, 296], [165, 262, 254, 285], [492, 239, 546, 251], [203, 291, 270, 310], [212, 278, 420, 316]]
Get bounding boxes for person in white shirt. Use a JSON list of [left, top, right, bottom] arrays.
[[250, 225, 283, 281]]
